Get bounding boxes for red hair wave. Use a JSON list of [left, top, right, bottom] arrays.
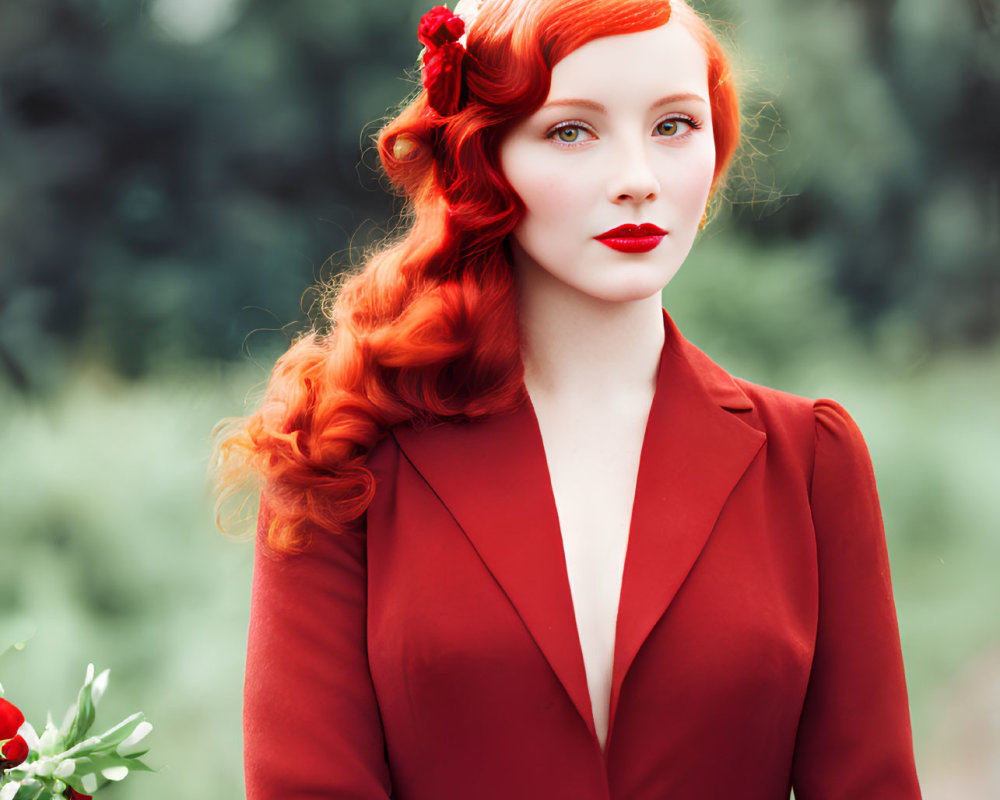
[[215, 0, 741, 554]]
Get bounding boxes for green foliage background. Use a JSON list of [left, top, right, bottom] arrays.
[[1, 0, 997, 796]]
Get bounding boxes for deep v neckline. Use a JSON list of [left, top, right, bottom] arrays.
[[522, 368, 660, 751], [390, 310, 767, 755]]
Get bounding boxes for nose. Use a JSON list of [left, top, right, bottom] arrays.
[[607, 141, 660, 204]]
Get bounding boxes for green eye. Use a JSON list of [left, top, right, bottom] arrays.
[[555, 126, 581, 142], [656, 120, 680, 136]]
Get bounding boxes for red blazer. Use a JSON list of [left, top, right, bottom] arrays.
[[244, 312, 922, 799]]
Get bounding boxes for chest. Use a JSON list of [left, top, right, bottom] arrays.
[[363, 377, 817, 768], [364, 420, 817, 778], [530, 393, 653, 745]]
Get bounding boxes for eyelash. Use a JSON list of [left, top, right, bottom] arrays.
[[545, 115, 702, 146]]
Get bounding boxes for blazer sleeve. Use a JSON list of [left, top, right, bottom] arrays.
[[791, 400, 922, 799], [244, 498, 392, 799]]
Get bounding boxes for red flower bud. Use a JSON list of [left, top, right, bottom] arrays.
[[64, 788, 93, 800], [1, 733, 29, 769], [0, 698, 24, 739], [418, 6, 465, 48], [423, 42, 466, 117]]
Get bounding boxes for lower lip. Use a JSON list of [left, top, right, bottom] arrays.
[[596, 235, 665, 254]]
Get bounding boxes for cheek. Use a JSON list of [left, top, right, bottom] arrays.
[[501, 142, 594, 225], [508, 169, 581, 225], [665, 144, 716, 217]]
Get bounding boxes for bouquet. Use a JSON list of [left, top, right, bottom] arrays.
[[0, 665, 152, 800]]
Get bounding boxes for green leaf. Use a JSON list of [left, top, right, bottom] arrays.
[[62, 771, 97, 797], [62, 752, 154, 796], [8, 777, 45, 800], [89, 712, 145, 750], [63, 666, 98, 749]]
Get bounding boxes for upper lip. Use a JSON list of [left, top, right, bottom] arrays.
[[595, 223, 667, 239]]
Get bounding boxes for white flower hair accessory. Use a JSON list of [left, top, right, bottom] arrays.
[[453, 0, 482, 46]]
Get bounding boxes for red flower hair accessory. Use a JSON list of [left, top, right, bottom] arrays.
[[419, 5, 468, 117]]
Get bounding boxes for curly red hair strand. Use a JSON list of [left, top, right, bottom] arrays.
[[214, 0, 741, 554]]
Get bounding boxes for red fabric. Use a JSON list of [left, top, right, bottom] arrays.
[[244, 311, 921, 799]]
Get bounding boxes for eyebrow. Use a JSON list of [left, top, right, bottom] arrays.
[[540, 92, 708, 113]]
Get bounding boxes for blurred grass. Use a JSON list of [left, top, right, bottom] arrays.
[[0, 362, 256, 799]]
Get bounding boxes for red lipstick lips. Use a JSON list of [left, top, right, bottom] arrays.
[[595, 223, 667, 253]]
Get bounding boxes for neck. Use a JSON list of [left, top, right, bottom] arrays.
[[517, 275, 666, 402]]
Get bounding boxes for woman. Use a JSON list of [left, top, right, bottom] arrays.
[[219, 0, 923, 797]]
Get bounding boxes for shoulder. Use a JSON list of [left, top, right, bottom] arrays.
[[733, 376, 866, 443], [667, 316, 848, 449], [808, 398, 879, 499], [734, 376, 814, 428], [726, 374, 873, 489]]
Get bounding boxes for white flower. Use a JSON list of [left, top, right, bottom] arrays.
[[54, 758, 76, 778], [38, 723, 60, 755], [18, 721, 40, 750], [91, 669, 110, 706], [81, 772, 98, 794], [0, 781, 21, 800], [117, 721, 153, 757], [33, 756, 55, 777], [453, 0, 481, 46], [59, 705, 76, 736], [102, 765, 129, 781]]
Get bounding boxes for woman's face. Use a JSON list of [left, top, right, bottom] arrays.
[[499, 21, 715, 304]]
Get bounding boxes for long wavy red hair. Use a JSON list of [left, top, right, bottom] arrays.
[[215, 0, 741, 554]]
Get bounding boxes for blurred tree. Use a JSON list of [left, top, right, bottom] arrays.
[[715, 0, 999, 345], [0, 0, 997, 390], [0, 0, 419, 387]]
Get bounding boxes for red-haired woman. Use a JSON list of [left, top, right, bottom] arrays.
[[219, 1, 922, 797]]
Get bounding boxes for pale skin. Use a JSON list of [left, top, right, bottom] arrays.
[[499, 21, 716, 750]]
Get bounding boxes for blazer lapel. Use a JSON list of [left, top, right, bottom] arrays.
[[390, 311, 766, 746], [607, 312, 766, 735], [392, 405, 598, 739]]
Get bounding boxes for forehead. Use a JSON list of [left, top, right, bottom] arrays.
[[546, 22, 709, 102]]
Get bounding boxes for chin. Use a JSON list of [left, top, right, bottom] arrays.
[[593, 270, 682, 304], [585, 280, 673, 305]]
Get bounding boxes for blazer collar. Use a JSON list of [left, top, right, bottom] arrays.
[[390, 310, 766, 749]]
